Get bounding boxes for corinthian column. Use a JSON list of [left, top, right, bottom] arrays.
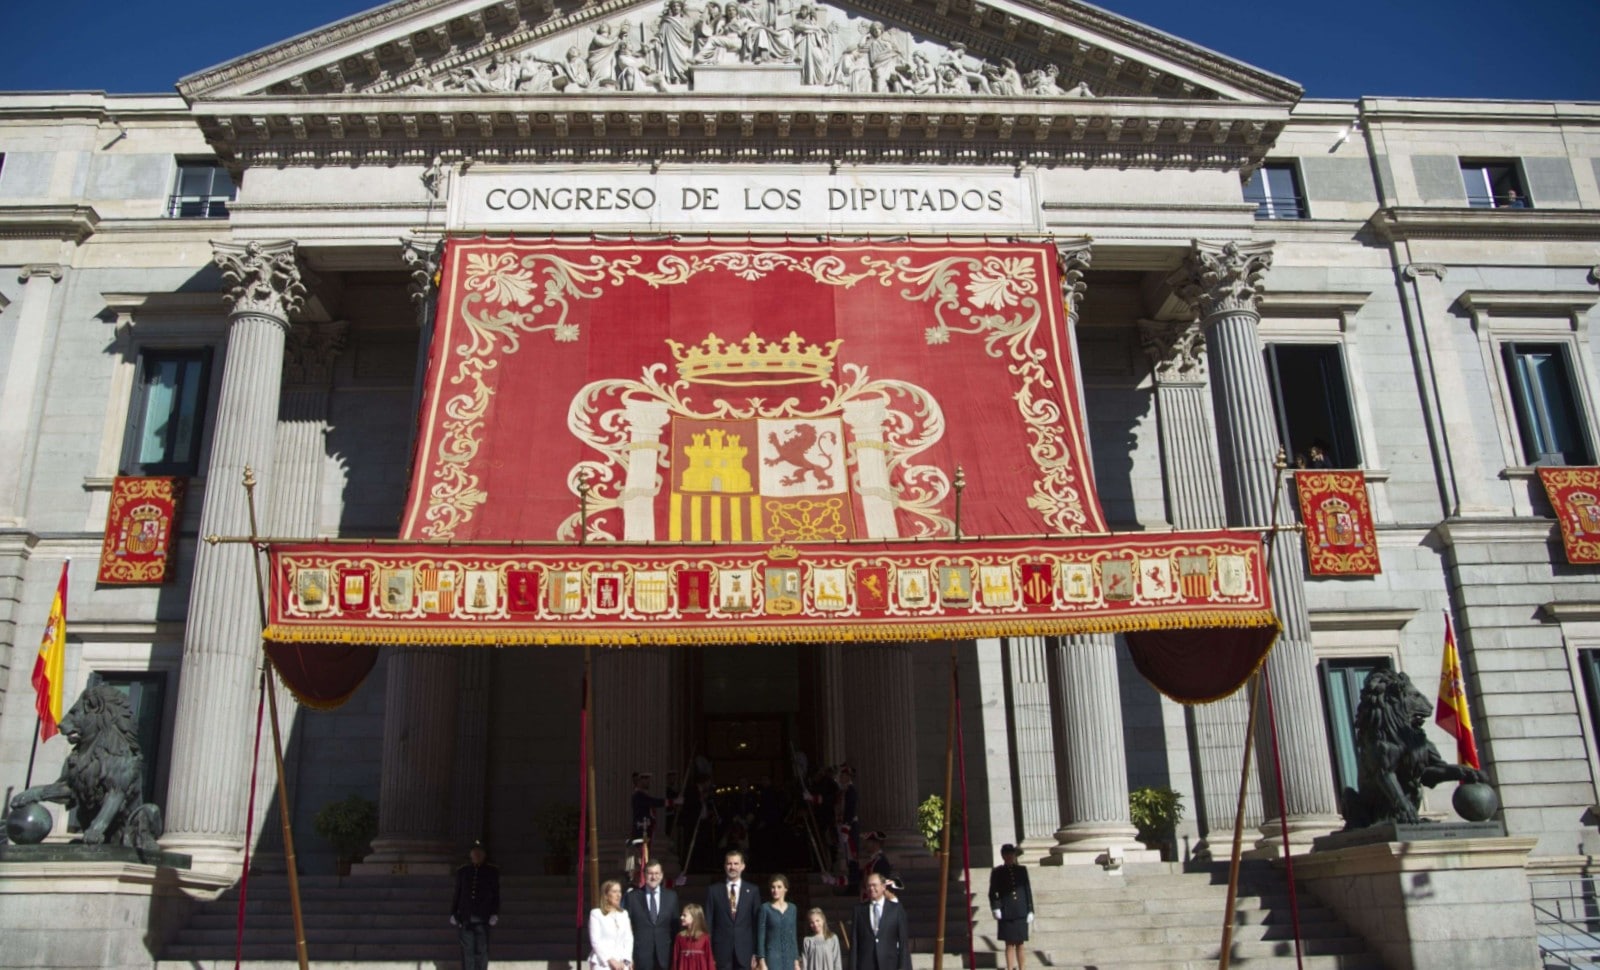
[[840, 643, 920, 853], [1047, 635, 1150, 862], [162, 241, 305, 872], [1138, 320, 1262, 855], [1170, 241, 1340, 847], [362, 647, 462, 874]]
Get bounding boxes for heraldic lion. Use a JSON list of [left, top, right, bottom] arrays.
[[1340, 669, 1488, 830], [8, 684, 163, 852]]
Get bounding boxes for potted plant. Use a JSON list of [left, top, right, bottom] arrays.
[[916, 793, 965, 855], [1129, 786, 1185, 861], [536, 802, 582, 876], [313, 794, 378, 875]]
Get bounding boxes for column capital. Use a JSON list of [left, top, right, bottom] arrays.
[[1171, 241, 1273, 323], [212, 241, 305, 321], [1054, 238, 1092, 322], [1403, 262, 1448, 282], [1138, 319, 1208, 386], [283, 320, 349, 389], [402, 236, 444, 306], [18, 264, 64, 283]]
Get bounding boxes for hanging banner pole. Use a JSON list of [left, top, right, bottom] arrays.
[[586, 646, 601, 908], [242, 467, 309, 970], [576, 659, 591, 958], [953, 656, 976, 970], [933, 645, 958, 970]]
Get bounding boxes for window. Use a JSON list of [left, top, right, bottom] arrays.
[[1244, 163, 1306, 220], [1319, 656, 1393, 798], [1264, 344, 1361, 469], [167, 160, 235, 218], [86, 671, 167, 806], [123, 349, 212, 476], [1502, 342, 1592, 465], [1460, 159, 1530, 209]]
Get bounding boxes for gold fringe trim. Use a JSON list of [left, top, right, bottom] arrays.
[[262, 609, 1280, 649]]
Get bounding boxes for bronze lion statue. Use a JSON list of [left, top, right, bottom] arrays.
[[1340, 669, 1488, 829], [9, 684, 163, 852]]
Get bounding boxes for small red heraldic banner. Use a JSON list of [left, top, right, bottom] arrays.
[[97, 476, 185, 585], [1537, 466, 1600, 565], [1294, 471, 1380, 576]]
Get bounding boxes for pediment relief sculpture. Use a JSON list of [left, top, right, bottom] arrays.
[[400, 0, 1099, 98]]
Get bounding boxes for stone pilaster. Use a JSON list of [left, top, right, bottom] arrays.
[[840, 642, 920, 852], [1138, 319, 1262, 853], [1046, 635, 1149, 862], [0, 264, 65, 526], [452, 650, 493, 848], [814, 644, 848, 768], [593, 648, 679, 847], [1171, 241, 1340, 848], [162, 241, 305, 873], [362, 647, 463, 873], [1004, 636, 1058, 857]]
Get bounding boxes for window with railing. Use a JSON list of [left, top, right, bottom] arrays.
[[1264, 343, 1362, 469], [1244, 163, 1307, 220], [1503, 342, 1592, 465], [167, 160, 235, 218], [1461, 159, 1531, 209]]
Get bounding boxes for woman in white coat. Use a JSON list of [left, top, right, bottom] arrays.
[[591, 879, 635, 970]]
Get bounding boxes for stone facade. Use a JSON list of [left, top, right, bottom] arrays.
[[1, 0, 1599, 951]]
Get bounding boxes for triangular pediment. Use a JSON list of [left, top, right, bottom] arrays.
[[179, 0, 1300, 104]]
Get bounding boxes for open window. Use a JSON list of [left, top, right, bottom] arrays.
[[1264, 343, 1361, 469], [1460, 159, 1530, 209], [1502, 342, 1593, 466], [121, 348, 213, 477], [1244, 163, 1307, 220]]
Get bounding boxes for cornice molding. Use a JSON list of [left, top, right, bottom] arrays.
[[1256, 289, 1369, 319], [1372, 206, 1600, 243], [1430, 516, 1556, 546], [1306, 608, 1417, 632], [1457, 290, 1600, 319], [0, 205, 100, 243]]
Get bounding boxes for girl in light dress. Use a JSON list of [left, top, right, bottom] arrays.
[[802, 908, 841, 970], [590, 880, 634, 970], [673, 903, 713, 970]]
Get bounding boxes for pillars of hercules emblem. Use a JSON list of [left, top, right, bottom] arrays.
[[621, 401, 672, 541], [1041, 241, 1149, 863], [1138, 319, 1262, 856], [1170, 241, 1341, 848], [162, 242, 304, 872], [841, 398, 898, 538]]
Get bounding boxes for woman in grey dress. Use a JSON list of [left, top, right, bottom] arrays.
[[756, 874, 801, 970], [801, 908, 840, 970]]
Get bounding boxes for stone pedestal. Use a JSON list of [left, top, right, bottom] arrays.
[[0, 858, 231, 970], [1295, 836, 1541, 970]]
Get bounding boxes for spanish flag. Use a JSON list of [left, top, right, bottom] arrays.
[[1435, 611, 1480, 770], [31, 561, 68, 741]]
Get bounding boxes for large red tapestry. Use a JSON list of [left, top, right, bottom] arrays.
[[401, 239, 1106, 544]]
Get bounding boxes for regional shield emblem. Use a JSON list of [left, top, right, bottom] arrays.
[[765, 567, 802, 616]]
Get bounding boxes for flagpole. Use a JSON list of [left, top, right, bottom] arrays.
[[23, 714, 42, 789]]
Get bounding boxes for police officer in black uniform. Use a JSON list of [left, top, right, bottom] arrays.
[[451, 839, 501, 970], [987, 844, 1033, 970]]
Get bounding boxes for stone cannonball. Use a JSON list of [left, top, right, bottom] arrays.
[[1453, 781, 1499, 822], [5, 803, 53, 844]]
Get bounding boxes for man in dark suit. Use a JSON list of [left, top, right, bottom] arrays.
[[450, 840, 500, 970], [626, 859, 681, 970], [705, 848, 759, 970], [852, 873, 910, 970]]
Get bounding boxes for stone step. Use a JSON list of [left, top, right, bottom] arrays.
[[158, 956, 971, 970]]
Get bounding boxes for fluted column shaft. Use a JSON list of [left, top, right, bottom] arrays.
[[367, 647, 462, 868], [163, 242, 305, 870], [1006, 637, 1058, 850], [841, 643, 918, 845], [1139, 320, 1262, 847], [0, 265, 64, 525], [594, 648, 678, 843], [814, 644, 848, 768], [1049, 635, 1141, 856], [1175, 242, 1339, 839]]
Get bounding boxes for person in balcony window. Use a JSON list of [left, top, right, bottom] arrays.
[[1502, 189, 1527, 208]]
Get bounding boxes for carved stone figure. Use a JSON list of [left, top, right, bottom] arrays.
[[588, 23, 624, 86], [655, 0, 697, 83], [8, 685, 163, 852], [791, 4, 836, 85], [1339, 669, 1490, 830]]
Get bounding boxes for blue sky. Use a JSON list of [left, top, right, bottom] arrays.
[[2, 0, 1596, 100]]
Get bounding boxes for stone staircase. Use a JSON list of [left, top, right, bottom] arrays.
[[156, 862, 1385, 970]]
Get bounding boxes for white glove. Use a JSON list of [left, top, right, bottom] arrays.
[[1026, 913, 1034, 924], [992, 910, 1002, 920], [450, 916, 459, 927], [489, 915, 499, 927]]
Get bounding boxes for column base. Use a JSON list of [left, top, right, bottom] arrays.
[[1249, 814, 1343, 859], [156, 835, 244, 881], [354, 837, 456, 876], [1016, 837, 1059, 866], [1042, 823, 1158, 866]]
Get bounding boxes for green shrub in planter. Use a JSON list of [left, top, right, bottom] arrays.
[[916, 794, 965, 855], [1128, 786, 1184, 858], [313, 794, 378, 868]]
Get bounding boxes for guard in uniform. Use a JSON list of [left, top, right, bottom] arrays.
[[987, 844, 1034, 970], [451, 840, 501, 970]]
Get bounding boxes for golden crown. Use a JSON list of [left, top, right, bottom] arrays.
[[665, 331, 841, 386]]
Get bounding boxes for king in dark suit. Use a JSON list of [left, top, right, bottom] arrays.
[[626, 859, 681, 970], [706, 849, 760, 970], [851, 874, 910, 970]]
